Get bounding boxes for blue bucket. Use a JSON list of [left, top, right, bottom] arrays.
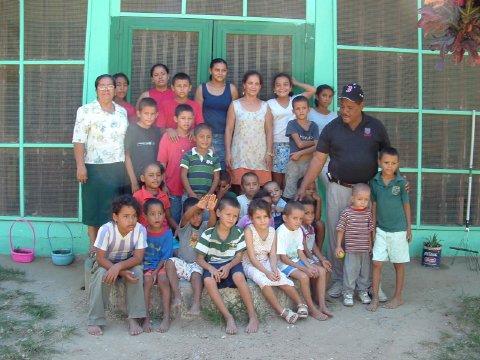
[[47, 222, 74, 266], [422, 246, 442, 268]]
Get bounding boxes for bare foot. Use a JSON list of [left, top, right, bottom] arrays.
[[225, 316, 237, 335], [187, 303, 201, 317], [367, 300, 379, 312], [128, 319, 143, 336], [158, 317, 170, 333], [383, 298, 403, 309], [171, 297, 182, 311], [319, 306, 334, 317], [87, 325, 103, 336], [142, 317, 153, 333], [310, 307, 328, 321], [245, 315, 259, 334], [325, 295, 336, 303]]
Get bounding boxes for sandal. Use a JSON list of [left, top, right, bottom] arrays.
[[297, 304, 309, 318], [280, 308, 298, 324]]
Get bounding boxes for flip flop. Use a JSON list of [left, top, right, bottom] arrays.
[[297, 304, 309, 318], [280, 308, 298, 324]]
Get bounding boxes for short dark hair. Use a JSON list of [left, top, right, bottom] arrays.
[[314, 84, 335, 107], [379, 146, 400, 160], [241, 172, 259, 185], [242, 70, 263, 86], [95, 74, 115, 89], [248, 198, 272, 218], [283, 201, 304, 216], [138, 97, 157, 111], [141, 161, 165, 175], [175, 103, 194, 117], [143, 198, 165, 214], [300, 195, 316, 208], [253, 189, 272, 200], [112, 195, 141, 217], [193, 123, 213, 136], [150, 63, 169, 77], [220, 170, 231, 183], [113, 72, 130, 85], [182, 197, 200, 214], [292, 95, 309, 108], [217, 197, 240, 211], [172, 72, 191, 85]]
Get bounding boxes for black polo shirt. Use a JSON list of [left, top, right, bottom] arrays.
[[316, 113, 390, 184]]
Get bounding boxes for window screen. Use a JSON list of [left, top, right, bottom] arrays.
[[24, 65, 84, 143], [225, 34, 293, 100], [247, 0, 306, 19], [121, 0, 181, 13], [24, 148, 78, 217], [130, 30, 199, 103], [0, 149, 20, 215], [187, 0, 242, 16], [24, 0, 87, 60], [0, 0, 19, 59], [472, 175, 480, 226], [0, 65, 20, 143]]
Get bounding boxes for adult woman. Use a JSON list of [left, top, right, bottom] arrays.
[[225, 71, 273, 187], [113, 72, 137, 123], [195, 58, 238, 169], [73, 74, 129, 255]]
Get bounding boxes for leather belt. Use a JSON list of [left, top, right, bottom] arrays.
[[329, 176, 354, 188]]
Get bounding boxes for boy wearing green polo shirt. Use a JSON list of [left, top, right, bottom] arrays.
[[368, 147, 411, 312]]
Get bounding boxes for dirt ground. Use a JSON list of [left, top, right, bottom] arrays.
[[2, 254, 479, 360]]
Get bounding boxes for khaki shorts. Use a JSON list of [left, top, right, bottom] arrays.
[[372, 228, 410, 263]]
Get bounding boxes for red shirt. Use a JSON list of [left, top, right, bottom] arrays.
[[133, 186, 171, 227], [148, 88, 176, 125], [157, 134, 195, 196], [118, 101, 137, 123], [156, 98, 204, 129]]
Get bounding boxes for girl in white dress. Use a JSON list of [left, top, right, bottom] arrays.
[[242, 199, 307, 323]]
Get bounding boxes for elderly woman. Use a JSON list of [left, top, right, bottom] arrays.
[[73, 74, 129, 255]]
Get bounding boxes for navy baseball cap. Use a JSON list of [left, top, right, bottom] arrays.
[[339, 83, 364, 102]]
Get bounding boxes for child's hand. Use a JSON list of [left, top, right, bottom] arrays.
[[131, 180, 140, 194], [206, 194, 218, 211], [312, 191, 321, 201], [264, 153, 273, 170], [210, 268, 222, 282], [406, 228, 412, 243], [166, 128, 179, 143], [303, 265, 318, 278], [152, 269, 159, 284], [121, 270, 139, 284], [103, 264, 121, 284], [290, 152, 301, 161], [320, 258, 332, 272], [266, 271, 278, 282], [272, 268, 281, 280], [335, 247, 344, 258], [225, 153, 233, 169], [218, 265, 230, 279], [197, 195, 209, 210], [188, 130, 195, 142]]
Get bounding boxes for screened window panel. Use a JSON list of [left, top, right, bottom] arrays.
[[24, 148, 78, 217], [471, 175, 480, 226], [422, 55, 480, 110], [422, 115, 473, 170], [0, 65, 20, 143], [337, 50, 418, 108], [247, 0, 306, 19], [375, 112, 418, 168], [130, 30, 199, 104], [24, 0, 87, 60], [121, 0, 181, 13], [405, 173, 417, 224], [225, 34, 292, 100], [24, 65, 83, 143], [187, 0, 242, 16], [0, 149, 19, 215], [337, 0, 417, 48], [421, 174, 467, 226], [0, 0, 19, 59]]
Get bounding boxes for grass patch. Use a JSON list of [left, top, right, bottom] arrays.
[[21, 300, 55, 320], [0, 265, 27, 283]]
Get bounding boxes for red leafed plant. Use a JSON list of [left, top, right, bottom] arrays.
[[418, 0, 480, 69]]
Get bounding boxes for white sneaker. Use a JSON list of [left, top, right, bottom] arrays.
[[328, 282, 342, 298], [343, 293, 354, 307], [378, 286, 388, 302], [358, 291, 371, 304]]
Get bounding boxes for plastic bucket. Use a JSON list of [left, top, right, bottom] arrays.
[[422, 246, 442, 268], [47, 222, 74, 266], [10, 218, 36, 263]]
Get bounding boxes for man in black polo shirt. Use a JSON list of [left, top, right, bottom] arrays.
[[297, 83, 390, 300]]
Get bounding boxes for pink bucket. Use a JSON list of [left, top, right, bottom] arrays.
[[10, 218, 36, 263]]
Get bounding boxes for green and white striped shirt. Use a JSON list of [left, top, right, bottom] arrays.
[[195, 224, 245, 264]]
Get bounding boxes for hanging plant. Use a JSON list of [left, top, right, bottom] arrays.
[[418, 0, 480, 69]]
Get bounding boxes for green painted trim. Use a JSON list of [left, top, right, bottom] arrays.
[[19, 0, 25, 218], [110, 0, 120, 16], [23, 60, 85, 65], [332, 0, 338, 111], [0, 143, 20, 148], [416, 0, 423, 228], [181, 0, 187, 15], [314, 0, 335, 91], [22, 144, 73, 148], [243, 0, 247, 17], [422, 109, 475, 115], [337, 45, 418, 54], [0, 216, 80, 222], [364, 108, 419, 113], [305, 0, 316, 25], [421, 168, 480, 175], [365, 108, 475, 115], [0, 60, 20, 65]]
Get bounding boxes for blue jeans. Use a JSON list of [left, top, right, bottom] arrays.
[[169, 195, 183, 225], [212, 133, 226, 170]]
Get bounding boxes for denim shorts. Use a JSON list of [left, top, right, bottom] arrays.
[[272, 142, 290, 174]]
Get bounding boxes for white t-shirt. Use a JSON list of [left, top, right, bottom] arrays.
[[267, 95, 298, 144], [276, 223, 304, 270], [237, 194, 251, 219], [307, 109, 337, 170]]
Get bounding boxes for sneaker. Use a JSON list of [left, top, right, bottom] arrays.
[[378, 286, 388, 302], [343, 293, 354, 307], [328, 282, 343, 298], [358, 291, 371, 304]]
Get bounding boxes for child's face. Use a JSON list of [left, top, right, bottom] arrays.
[[172, 79, 192, 99], [351, 190, 370, 210], [302, 204, 315, 226], [282, 209, 304, 231], [114, 76, 129, 100], [378, 154, 399, 177], [274, 76, 292, 98], [137, 105, 157, 128], [292, 100, 310, 121], [145, 204, 165, 230], [250, 209, 270, 230], [151, 66, 169, 88], [241, 176, 260, 199], [317, 89, 333, 109], [264, 182, 282, 204], [304, 182, 316, 197], [113, 205, 137, 235], [216, 180, 231, 194], [188, 207, 204, 228], [210, 63, 227, 83], [216, 205, 240, 229], [195, 129, 212, 151], [174, 111, 194, 133], [140, 164, 163, 192]]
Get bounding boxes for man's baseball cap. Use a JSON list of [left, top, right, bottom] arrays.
[[339, 83, 364, 102]]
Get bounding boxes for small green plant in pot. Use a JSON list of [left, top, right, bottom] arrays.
[[422, 233, 443, 268]]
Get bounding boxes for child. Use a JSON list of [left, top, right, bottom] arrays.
[[113, 72, 137, 123], [236, 172, 260, 218], [368, 147, 411, 312], [283, 96, 320, 199], [277, 202, 333, 320], [237, 189, 274, 230], [156, 72, 203, 139], [157, 104, 196, 224], [216, 170, 237, 201], [142, 198, 174, 333], [243, 199, 304, 324], [180, 124, 221, 198], [165, 195, 217, 316], [87, 195, 146, 336], [133, 162, 178, 231], [335, 183, 375, 307], [298, 177, 326, 252], [195, 197, 259, 335], [263, 180, 287, 229], [125, 97, 161, 193]]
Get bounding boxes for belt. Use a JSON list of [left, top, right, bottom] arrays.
[[329, 176, 354, 188]]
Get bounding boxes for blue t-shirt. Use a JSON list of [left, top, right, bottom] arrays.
[[144, 227, 174, 270], [285, 120, 319, 153]]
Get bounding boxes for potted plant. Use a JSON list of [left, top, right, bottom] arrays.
[[422, 233, 443, 268]]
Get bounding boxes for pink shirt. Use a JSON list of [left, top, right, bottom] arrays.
[[118, 101, 137, 123], [148, 88, 176, 125], [133, 186, 171, 227], [156, 99, 204, 129], [157, 134, 195, 196], [237, 215, 275, 230]]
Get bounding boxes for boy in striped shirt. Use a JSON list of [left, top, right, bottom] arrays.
[[195, 197, 259, 335], [181, 124, 221, 199], [335, 183, 375, 307]]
